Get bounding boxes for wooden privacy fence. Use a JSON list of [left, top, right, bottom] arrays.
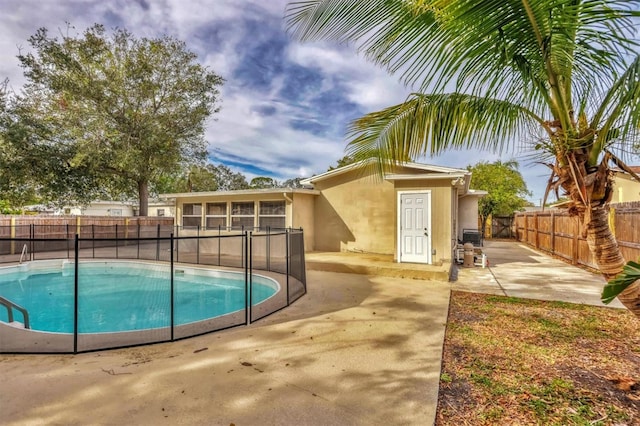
[[0, 215, 175, 240], [514, 201, 640, 270]]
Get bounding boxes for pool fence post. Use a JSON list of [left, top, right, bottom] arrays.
[[286, 228, 290, 305], [170, 233, 175, 341], [217, 225, 221, 266], [74, 234, 79, 354], [136, 223, 140, 260], [197, 226, 200, 265], [156, 224, 160, 261], [244, 231, 249, 325], [30, 224, 34, 261], [266, 227, 270, 272], [115, 224, 119, 259], [249, 231, 253, 325], [66, 224, 70, 259], [92, 224, 95, 258], [174, 225, 179, 262]]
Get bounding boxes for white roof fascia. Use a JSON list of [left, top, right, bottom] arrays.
[[299, 161, 370, 185], [460, 189, 489, 198], [300, 160, 469, 185], [384, 172, 468, 181], [160, 187, 320, 200]]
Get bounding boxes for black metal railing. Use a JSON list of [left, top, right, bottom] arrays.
[[0, 226, 306, 354]]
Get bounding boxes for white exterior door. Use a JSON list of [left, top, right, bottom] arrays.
[[398, 191, 431, 264]]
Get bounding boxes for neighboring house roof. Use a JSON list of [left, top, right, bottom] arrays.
[[613, 167, 640, 180], [460, 189, 488, 198], [160, 187, 320, 200]]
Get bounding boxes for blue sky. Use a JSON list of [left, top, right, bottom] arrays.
[[0, 0, 557, 204]]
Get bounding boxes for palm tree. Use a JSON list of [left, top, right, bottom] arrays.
[[286, 0, 640, 317]]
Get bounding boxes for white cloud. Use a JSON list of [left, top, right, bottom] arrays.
[[0, 0, 550, 202]]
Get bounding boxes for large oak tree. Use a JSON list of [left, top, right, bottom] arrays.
[[11, 24, 223, 215]]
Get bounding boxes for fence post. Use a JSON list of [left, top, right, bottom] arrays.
[[534, 212, 539, 249], [248, 231, 253, 325], [66, 224, 70, 259], [286, 228, 290, 305], [266, 227, 271, 271], [136, 223, 140, 259], [115, 224, 119, 259], [550, 210, 555, 255], [217, 225, 221, 266], [572, 218, 579, 265], [244, 231, 249, 325], [10, 217, 15, 255], [156, 224, 160, 261], [174, 224, 178, 262], [609, 207, 616, 237], [29, 224, 34, 261], [170, 233, 174, 341], [197, 226, 200, 265], [74, 234, 79, 354]]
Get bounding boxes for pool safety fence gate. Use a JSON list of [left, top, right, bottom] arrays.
[[0, 226, 306, 353]]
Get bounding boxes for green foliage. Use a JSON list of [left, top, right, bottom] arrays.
[[250, 176, 278, 189], [281, 177, 304, 188], [469, 160, 531, 237], [469, 160, 531, 215], [0, 200, 21, 215], [154, 164, 249, 193], [209, 164, 250, 191], [602, 260, 640, 304], [10, 24, 223, 214], [327, 154, 357, 171]]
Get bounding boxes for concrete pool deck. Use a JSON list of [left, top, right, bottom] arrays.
[[0, 240, 624, 425], [0, 269, 451, 425]]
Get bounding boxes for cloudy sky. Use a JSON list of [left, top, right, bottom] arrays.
[[0, 0, 555, 204]]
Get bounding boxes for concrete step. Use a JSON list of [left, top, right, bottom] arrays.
[[305, 252, 451, 281]]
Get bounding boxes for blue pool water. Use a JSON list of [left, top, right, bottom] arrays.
[[0, 262, 277, 333]]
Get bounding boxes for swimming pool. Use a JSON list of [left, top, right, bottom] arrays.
[[0, 260, 281, 352]]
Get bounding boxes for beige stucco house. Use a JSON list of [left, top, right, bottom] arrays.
[[162, 161, 484, 265], [611, 167, 640, 203]]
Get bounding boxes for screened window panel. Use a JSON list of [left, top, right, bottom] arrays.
[[183, 203, 202, 216], [260, 201, 285, 215], [207, 203, 226, 215], [231, 217, 254, 229], [231, 202, 254, 215], [183, 217, 201, 227], [259, 217, 285, 229], [206, 217, 227, 228]]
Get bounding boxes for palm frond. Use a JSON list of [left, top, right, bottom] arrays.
[[587, 56, 640, 160], [287, 1, 640, 123], [344, 93, 540, 165]]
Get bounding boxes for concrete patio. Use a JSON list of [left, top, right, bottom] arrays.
[[0, 269, 451, 426], [0, 240, 625, 425]]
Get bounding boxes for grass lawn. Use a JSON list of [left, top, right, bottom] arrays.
[[436, 291, 640, 425]]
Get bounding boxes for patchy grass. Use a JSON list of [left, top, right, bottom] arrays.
[[436, 291, 640, 425]]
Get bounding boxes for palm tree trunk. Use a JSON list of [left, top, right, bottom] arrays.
[[585, 206, 640, 317]]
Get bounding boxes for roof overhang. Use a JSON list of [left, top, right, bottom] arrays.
[[384, 172, 468, 181], [300, 159, 470, 186], [159, 187, 320, 200], [459, 189, 489, 198]]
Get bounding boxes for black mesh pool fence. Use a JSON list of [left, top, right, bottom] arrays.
[[0, 227, 307, 353]]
